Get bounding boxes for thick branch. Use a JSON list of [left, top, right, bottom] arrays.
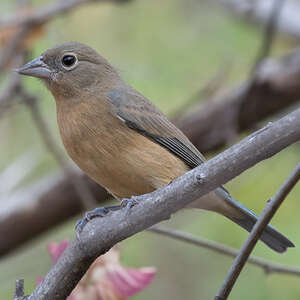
[[28, 108, 300, 299], [177, 47, 300, 152], [0, 171, 109, 257], [215, 161, 300, 300]]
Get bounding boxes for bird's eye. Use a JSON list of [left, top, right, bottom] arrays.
[[61, 55, 77, 69]]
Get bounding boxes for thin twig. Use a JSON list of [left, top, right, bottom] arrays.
[[20, 87, 97, 210], [14, 279, 25, 299], [223, 0, 285, 146], [0, 73, 20, 117], [148, 226, 300, 276], [0, 0, 129, 30], [0, 0, 130, 73], [0, 25, 32, 72], [0, 54, 25, 118], [215, 162, 300, 300], [251, 0, 285, 75]]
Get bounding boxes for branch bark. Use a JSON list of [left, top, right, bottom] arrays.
[[27, 107, 300, 299], [14, 279, 25, 300]]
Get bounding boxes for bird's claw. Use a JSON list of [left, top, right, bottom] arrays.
[[75, 205, 120, 237], [75, 198, 139, 237], [121, 196, 139, 214]]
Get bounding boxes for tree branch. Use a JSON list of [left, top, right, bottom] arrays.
[[149, 226, 300, 277], [14, 279, 25, 300], [0, 73, 20, 117], [250, 0, 284, 74], [0, 0, 130, 30], [0, 0, 131, 72], [27, 108, 300, 299], [0, 54, 24, 116], [177, 47, 300, 152], [215, 161, 300, 300], [0, 170, 110, 257]]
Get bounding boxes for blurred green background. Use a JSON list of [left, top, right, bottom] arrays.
[[1, 0, 300, 299]]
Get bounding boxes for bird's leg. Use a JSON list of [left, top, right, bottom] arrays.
[[75, 197, 140, 235], [75, 205, 121, 234]]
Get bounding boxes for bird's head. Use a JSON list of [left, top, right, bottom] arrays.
[[17, 42, 119, 99]]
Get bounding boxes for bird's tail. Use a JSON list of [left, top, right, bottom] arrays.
[[215, 188, 295, 253]]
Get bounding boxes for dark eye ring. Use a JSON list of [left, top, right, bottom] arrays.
[[61, 54, 77, 69]]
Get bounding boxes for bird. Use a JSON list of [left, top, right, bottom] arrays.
[[17, 42, 294, 253]]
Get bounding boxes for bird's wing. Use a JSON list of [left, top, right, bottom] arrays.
[[107, 89, 205, 169]]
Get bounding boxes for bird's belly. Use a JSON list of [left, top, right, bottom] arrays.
[[65, 128, 189, 200]]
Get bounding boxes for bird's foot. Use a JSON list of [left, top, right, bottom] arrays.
[[75, 197, 140, 236], [75, 205, 121, 236], [120, 196, 139, 213]]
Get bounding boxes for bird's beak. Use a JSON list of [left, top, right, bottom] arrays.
[[16, 56, 51, 79]]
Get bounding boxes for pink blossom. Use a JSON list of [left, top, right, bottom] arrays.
[[47, 239, 69, 264], [37, 240, 156, 300]]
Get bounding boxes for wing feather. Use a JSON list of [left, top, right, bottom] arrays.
[[107, 88, 205, 168]]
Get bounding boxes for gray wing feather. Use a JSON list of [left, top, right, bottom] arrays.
[[107, 88, 205, 168]]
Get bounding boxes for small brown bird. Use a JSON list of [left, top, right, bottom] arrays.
[[17, 42, 294, 253]]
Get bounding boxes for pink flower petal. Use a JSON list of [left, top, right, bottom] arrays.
[[47, 239, 69, 264], [107, 267, 156, 298], [38, 242, 156, 300], [95, 281, 125, 300]]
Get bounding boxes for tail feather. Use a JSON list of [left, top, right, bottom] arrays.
[[227, 215, 294, 253], [216, 188, 295, 253]]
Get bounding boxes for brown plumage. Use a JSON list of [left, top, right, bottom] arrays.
[[56, 94, 189, 199], [17, 42, 294, 253]]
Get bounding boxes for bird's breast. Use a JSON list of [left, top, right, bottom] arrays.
[[56, 98, 189, 199]]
